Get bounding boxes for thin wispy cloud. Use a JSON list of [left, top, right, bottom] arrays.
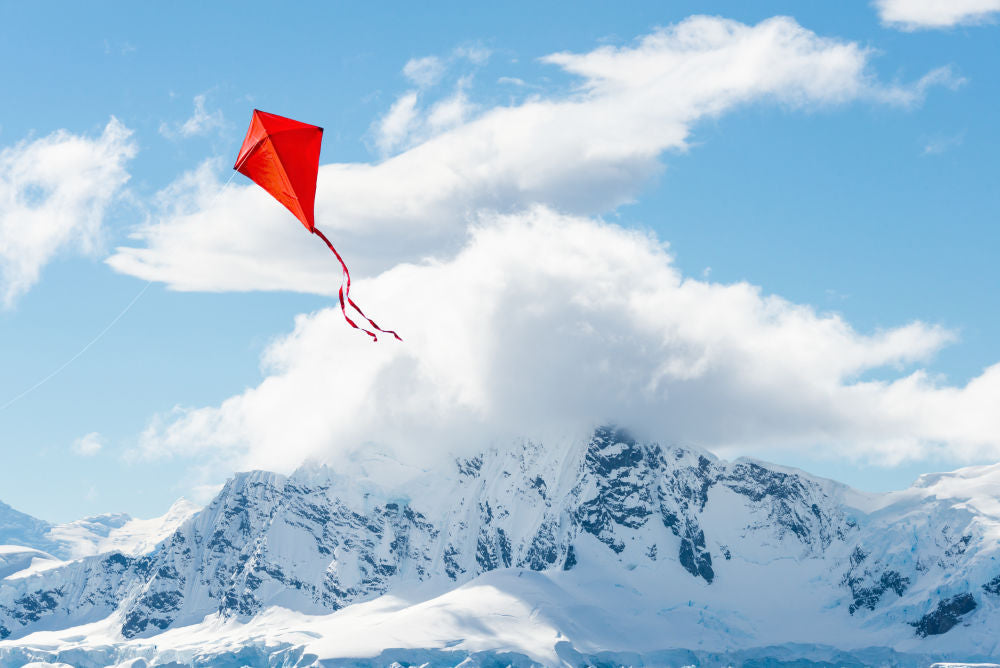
[[453, 43, 491, 65], [497, 76, 534, 88], [159, 93, 224, 140], [375, 45, 490, 155], [403, 56, 446, 88], [72, 432, 104, 457], [922, 131, 965, 155], [875, 0, 1000, 30], [374, 91, 419, 154]]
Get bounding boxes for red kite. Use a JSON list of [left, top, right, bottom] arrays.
[[234, 109, 400, 342]]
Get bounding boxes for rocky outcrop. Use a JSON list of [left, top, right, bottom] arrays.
[[911, 593, 977, 637]]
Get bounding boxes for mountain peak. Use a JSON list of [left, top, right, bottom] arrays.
[[1, 428, 999, 663]]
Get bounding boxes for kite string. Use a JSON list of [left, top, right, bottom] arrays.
[[0, 169, 242, 414], [0, 280, 153, 413], [312, 227, 402, 342]]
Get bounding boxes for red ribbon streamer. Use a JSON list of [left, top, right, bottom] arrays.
[[312, 227, 402, 343]]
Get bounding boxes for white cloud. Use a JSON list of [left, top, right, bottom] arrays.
[[374, 91, 419, 154], [402, 45, 490, 90], [453, 44, 491, 65], [426, 82, 475, 132], [403, 56, 445, 88], [107, 159, 346, 294], [0, 118, 135, 306], [374, 77, 477, 157], [381, 52, 483, 153], [109, 16, 955, 295], [137, 208, 1000, 492], [498, 76, 528, 87], [72, 432, 104, 457], [159, 94, 224, 139], [875, 0, 1000, 30]]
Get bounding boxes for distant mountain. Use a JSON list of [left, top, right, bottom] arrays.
[[0, 501, 62, 558], [0, 498, 197, 562], [45, 498, 200, 560], [1, 427, 998, 666]]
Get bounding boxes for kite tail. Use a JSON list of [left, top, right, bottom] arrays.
[[312, 227, 403, 342]]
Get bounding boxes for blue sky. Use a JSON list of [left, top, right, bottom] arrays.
[[1, 2, 998, 522]]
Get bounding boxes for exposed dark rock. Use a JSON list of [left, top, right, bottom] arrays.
[[576, 427, 654, 555], [476, 527, 513, 571], [443, 546, 463, 580], [10, 589, 62, 625], [844, 568, 910, 615], [678, 534, 714, 583], [457, 456, 482, 477], [562, 545, 577, 571], [524, 522, 560, 571], [911, 593, 977, 637], [945, 534, 972, 558]]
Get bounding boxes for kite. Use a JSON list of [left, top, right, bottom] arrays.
[[234, 109, 400, 342]]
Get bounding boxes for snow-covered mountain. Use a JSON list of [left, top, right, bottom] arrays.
[[1, 427, 998, 666], [0, 499, 198, 564], [0, 501, 64, 560]]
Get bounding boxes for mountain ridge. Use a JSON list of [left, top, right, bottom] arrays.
[[1, 426, 998, 665]]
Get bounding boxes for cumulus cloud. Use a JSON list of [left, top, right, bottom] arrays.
[[159, 94, 225, 139], [135, 208, 1000, 489], [108, 159, 345, 294], [875, 0, 1000, 30], [108, 16, 955, 294], [0, 118, 135, 306], [72, 432, 104, 457]]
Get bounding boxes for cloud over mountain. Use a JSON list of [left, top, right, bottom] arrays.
[[135, 208, 1000, 483]]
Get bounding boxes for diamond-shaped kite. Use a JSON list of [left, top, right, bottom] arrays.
[[235, 109, 400, 342]]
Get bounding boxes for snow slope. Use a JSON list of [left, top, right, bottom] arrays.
[[44, 499, 199, 560], [0, 499, 198, 562], [0, 503, 62, 559], [1, 427, 998, 665]]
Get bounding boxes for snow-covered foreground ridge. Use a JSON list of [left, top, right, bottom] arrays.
[[2, 427, 1000, 666]]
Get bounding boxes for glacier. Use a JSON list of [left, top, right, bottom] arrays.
[[0, 426, 998, 666]]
